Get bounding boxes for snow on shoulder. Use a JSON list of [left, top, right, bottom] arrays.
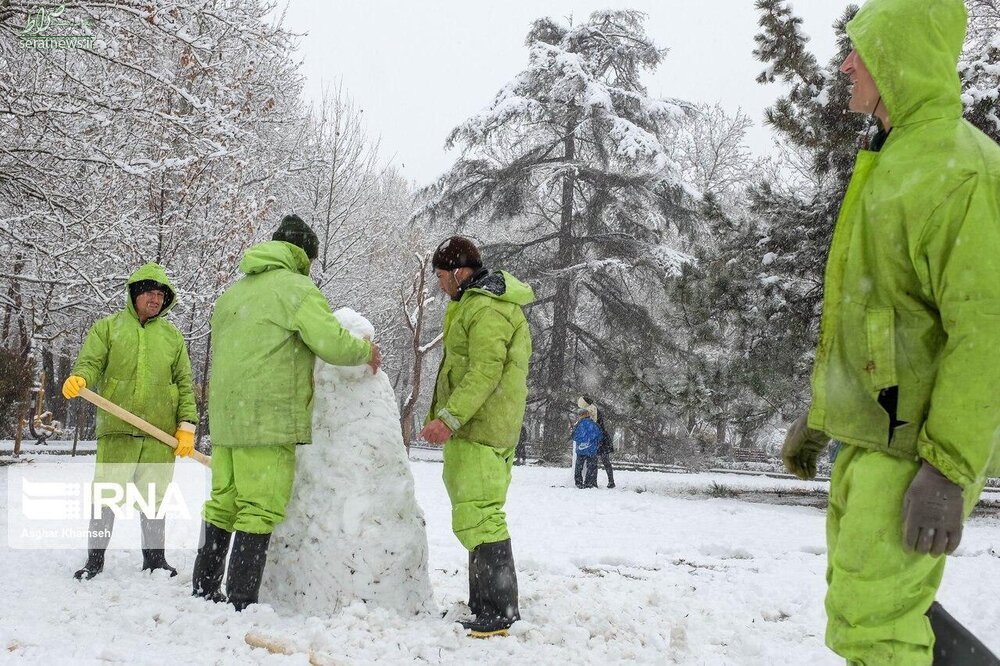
[[262, 308, 436, 617]]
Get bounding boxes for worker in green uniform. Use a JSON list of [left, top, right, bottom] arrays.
[[420, 236, 534, 637], [63, 263, 198, 580], [192, 214, 380, 611], [781, 0, 1000, 662]]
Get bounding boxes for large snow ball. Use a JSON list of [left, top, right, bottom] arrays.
[[262, 308, 436, 617]]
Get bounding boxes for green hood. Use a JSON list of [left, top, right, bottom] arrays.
[[209, 238, 373, 449], [846, 0, 966, 127], [75, 261, 197, 438], [239, 241, 311, 277], [465, 270, 535, 306], [810, 0, 1000, 487], [126, 262, 177, 320]]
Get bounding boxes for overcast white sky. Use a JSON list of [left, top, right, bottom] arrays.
[[280, 1, 856, 187]]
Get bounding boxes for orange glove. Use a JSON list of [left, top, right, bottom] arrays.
[[174, 422, 196, 457], [62, 375, 86, 399]]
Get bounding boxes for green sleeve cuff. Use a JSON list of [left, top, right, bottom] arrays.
[[917, 435, 975, 490], [437, 409, 462, 432]]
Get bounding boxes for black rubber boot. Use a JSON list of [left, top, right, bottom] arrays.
[[74, 506, 115, 580], [192, 521, 233, 602], [928, 601, 1000, 665], [468, 548, 485, 617], [225, 531, 271, 612], [140, 515, 178, 576], [463, 539, 519, 637]]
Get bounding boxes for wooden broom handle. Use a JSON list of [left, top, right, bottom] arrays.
[[78, 387, 211, 467]]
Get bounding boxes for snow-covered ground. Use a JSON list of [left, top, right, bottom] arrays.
[[2, 452, 998, 664]]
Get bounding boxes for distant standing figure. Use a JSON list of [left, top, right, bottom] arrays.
[[515, 424, 528, 466], [572, 408, 601, 489], [579, 395, 614, 488]]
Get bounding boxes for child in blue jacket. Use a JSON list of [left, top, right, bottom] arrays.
[[573, 410, 602, 488]]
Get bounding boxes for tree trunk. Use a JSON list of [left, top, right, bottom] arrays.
[[716, 418, 729, 458], [398, 255, 439, 452], [41, 348, 56, 422], [55, 352, 71, 425], [196, 334, 211, 449], [540, 122, 577, 463]]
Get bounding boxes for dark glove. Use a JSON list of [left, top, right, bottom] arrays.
[[781, 413, 830, 480], [902, 462, 964, 556]]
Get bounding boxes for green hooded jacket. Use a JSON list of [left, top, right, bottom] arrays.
[[72, 263, 198, 437], [208, 241, 373, 448], [808, 0, 1000, 488], [428, 270, 534, 449]]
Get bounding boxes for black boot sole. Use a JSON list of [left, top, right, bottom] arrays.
[[74, 567, 102, 580], [142, 564, 179, 577], [462, 617, 514, 637]]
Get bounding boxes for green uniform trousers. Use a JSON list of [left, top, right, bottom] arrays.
[[442, 437, 515, 551], [202, 444, 296, 535], [826, 445, 983, 665], [92, 434, 176, 511]]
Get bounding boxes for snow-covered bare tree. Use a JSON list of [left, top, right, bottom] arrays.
[[288, 83, 386, 291], [397, 253, 443, 448], [671, 103, 758, 219], [656, 104, 764, 457], [1, 0, 305, 434], [962, 0, 1000, 143]]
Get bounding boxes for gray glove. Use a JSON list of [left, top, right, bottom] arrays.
[[902, 462, 964, 556], [781, 413, 830, 480]]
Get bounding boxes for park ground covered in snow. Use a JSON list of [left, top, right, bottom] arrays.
[[2, 447, 998, 665]]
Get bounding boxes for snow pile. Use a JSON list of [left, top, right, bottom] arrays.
[[262, 308, 436, 618]]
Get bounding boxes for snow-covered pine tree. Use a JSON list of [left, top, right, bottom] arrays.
[[680, 1, 869, 449], [660, 104, 764, 458], [415, 10, 697, 461]]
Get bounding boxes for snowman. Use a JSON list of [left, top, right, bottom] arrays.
[[261, 308, 436, 617]]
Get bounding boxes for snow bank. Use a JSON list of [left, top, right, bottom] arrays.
[[2, 458, 998, 663]]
